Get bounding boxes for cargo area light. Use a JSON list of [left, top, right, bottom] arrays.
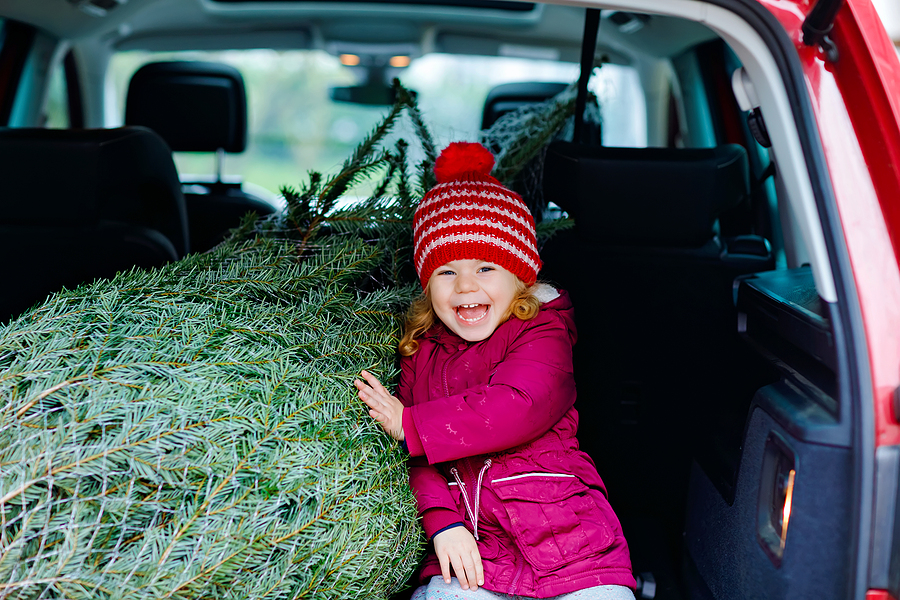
[[779, 468, 796, 552]]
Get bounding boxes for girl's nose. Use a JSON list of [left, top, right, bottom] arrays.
[[455, 273, 478, 293]]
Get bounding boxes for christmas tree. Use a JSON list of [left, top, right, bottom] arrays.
[[0, 81, 576, 600]]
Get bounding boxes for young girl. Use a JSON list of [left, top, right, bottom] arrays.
[[355, 142, 635, 600]]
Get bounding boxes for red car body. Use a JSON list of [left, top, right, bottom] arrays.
[[774, 0, 900, 444]]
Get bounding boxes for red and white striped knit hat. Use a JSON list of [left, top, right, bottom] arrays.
[[413, 142, 541, 290]]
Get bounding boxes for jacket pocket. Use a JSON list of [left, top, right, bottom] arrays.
[[491, 474, 614, 571]]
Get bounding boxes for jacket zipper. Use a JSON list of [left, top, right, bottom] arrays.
[[507, 542, 526, 595], [441, 353, 451, 398]]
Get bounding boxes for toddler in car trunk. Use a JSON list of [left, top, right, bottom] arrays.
[[355, 142, 635, 600]]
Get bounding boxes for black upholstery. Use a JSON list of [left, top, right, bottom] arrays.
[[544, 142, 750, 247], [126, 61, 247, 153], [0, 126, 188, 322], [539, 140, 777, 576], [126, 61, 276, 253], [481, 81, 569, 129]]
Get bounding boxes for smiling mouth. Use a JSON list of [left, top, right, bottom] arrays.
[[455, 303, 490, 323]]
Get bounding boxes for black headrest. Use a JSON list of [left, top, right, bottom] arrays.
[[543, 141, 750, 247], [0, 126, 190, 257], [125, 61, 247, 153], [482, 82, 569, 129]]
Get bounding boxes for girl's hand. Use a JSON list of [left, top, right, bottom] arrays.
[[355, 370, 405, 441], [433, 526, 484, 591]]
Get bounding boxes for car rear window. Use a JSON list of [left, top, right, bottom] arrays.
[[107, 48, 645, 196]]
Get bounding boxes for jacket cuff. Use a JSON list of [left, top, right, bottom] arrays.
[[421, 508, 462, 539], [403, 408, 425, 457], [431, 522, 466, 540]]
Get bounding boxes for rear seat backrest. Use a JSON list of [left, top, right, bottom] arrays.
[[126, 61, 247, 154], [0, 126, 189, 322], [539, 140, 776, 560], [126, 60, 276, 253], [482, 82, 570, 129], [544, 142, 751, 247]]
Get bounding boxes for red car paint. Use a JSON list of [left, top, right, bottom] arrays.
[[761, 0, 900, 449]]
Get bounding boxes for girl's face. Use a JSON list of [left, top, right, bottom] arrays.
[[428, 259, 519, 342]]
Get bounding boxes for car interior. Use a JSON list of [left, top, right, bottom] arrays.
[[0, 1, 864, 598]]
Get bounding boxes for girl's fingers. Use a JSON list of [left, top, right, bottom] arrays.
[[461, 555, 478, 590], [438, 553, 452, 585], [450, 555, 469, 589], [355, 378, 388, 404], [360, 370, 389, 395], [360, 392, 388, 412], [473, 550, 484, 586]]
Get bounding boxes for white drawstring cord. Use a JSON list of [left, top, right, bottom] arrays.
[[450, 459, 491, 540]]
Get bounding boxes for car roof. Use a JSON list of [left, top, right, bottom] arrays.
[[3, 0, 720, 64]]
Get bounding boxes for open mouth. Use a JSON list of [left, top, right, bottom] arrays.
[[455, 303, 490, 324]]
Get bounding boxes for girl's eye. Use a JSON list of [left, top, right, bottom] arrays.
[[478, 266, 494, 273], [437, 270, 455, 276]]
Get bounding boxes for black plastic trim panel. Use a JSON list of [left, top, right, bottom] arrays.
[[869, 446, 900, 596], [736, 266, 838, 410], [0, 21, 36, 125], [64, 50, 84, 129]]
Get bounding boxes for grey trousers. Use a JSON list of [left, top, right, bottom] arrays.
[[411, 577, 636, 600]]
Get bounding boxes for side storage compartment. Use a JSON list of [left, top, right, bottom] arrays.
[[684, 266, 855, 600]]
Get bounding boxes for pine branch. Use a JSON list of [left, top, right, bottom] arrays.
[[536, 215, 575, 244]]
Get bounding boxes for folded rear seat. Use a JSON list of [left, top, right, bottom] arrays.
[[539, 140, 777, 578], [0, 126, 189, 323]]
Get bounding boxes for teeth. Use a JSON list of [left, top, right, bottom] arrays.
[[455, 303, 489, 323]]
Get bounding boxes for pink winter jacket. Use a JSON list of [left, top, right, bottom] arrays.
[[397, 289, 635, 598]]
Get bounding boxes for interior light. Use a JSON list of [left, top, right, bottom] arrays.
[[340, 54, 360, 66], [389, 55, 411, 68], [779, 468, 796, 552]]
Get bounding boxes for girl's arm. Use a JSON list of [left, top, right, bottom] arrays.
[[409, 316, 576, 465], [410, 458, 483, 590]]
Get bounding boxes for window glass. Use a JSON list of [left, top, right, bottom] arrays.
[[593, 64, 646, 147], [108, 49, 646, 197], [44, 56, 69, 128]]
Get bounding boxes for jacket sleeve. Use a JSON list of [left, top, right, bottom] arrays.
[[408, 457, 463, 538], [397, 353, 461, 533], [408, 314, 576, 465]]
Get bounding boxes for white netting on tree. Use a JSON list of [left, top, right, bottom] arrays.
[[481, 82, 601, 224]]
